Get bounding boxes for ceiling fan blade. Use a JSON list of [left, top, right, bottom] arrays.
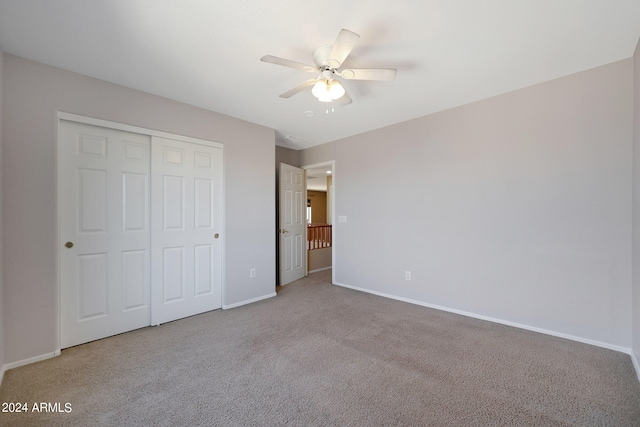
[[261, 55, 317, 73], [327, 29, 360, 68], [336, 88, 352, 106], [279, 79, 317, 98], [340, 68, 397, 81]]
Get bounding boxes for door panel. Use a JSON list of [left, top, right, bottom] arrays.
[[123, 173, 147, 231], [59, 121, 151, 348], [163, 247, 185, 303], [279, 163, 306, 285], [78, 252, 108, 319], [122, 249, 148, 310], [151, 137, 223, 325], [163, 176, 185, 230], [195, 179, 213, 228], [194, 244, 213, 295], [79, 168, 108, 232]]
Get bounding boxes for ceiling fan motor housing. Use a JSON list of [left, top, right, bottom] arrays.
[[320, 69, 335, 80], [313, 46, 333, 68]]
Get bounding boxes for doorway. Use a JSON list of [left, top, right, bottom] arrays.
[[303, 161, 335, 284]]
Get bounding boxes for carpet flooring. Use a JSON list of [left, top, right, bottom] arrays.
[[1, 269, 639, 426]]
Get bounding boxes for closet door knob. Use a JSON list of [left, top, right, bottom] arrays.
[[65, 241, 74, 248], [214, 233, 220, 239]]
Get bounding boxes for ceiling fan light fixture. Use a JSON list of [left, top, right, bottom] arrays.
[[329, 79, 345, 99], [312, 82, 333, 102], [311, 79, 345, 102]]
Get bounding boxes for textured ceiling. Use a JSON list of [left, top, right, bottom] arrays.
[[1, 1, 639, 150]]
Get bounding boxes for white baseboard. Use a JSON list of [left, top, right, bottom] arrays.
[[223, 292, 277, 310], [308, 266, 332, 274], [333, 281, 634, 357], [1, 350, 62, 386], [631, 351, 640, 382]]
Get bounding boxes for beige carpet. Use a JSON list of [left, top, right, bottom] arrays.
[[1, 269, 639, 426]]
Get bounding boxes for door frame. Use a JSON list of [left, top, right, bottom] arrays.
[[56, 111, 225, 350], [302, 160, 336, 285]]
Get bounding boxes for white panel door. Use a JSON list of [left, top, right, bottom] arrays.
[[151, 137, 223, 325], [59, 121, 151, 348], [279, 163, 306, 285]]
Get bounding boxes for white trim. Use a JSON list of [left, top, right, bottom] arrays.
[[222, 292, 277, 310], [309, 266, 332, 274], [333, 281, 634, 356], [57, 112, 223, 149], [55, 114, 62, 352], [1, 350, 62, 381], [632, 352, 640, 382]]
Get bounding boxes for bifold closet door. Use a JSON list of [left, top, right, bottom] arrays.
[[59, 121, 151, 348], [150, 137, 223, 325]]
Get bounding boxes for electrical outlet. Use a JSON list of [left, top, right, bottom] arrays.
[[405, 271, 411, 281], [250, 268, 256, 279]]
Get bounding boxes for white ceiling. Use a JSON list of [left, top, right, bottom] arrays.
[[1, 1, 639, 150], [306, 166, 333, 192]]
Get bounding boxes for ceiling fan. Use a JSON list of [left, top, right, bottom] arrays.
[[261, 29, 397, 106]]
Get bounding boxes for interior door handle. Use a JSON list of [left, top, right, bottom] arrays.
[[280, 229, 288, 233]]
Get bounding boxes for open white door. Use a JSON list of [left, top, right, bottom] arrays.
[[279, 163, 306, 285], [151, 137, 223, 325]]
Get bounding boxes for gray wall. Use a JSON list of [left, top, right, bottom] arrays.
[[2, 54, 275, 365], [301, 59, 634, 349], [276, 146, 300, 169], [633, 40, 640, 367]]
